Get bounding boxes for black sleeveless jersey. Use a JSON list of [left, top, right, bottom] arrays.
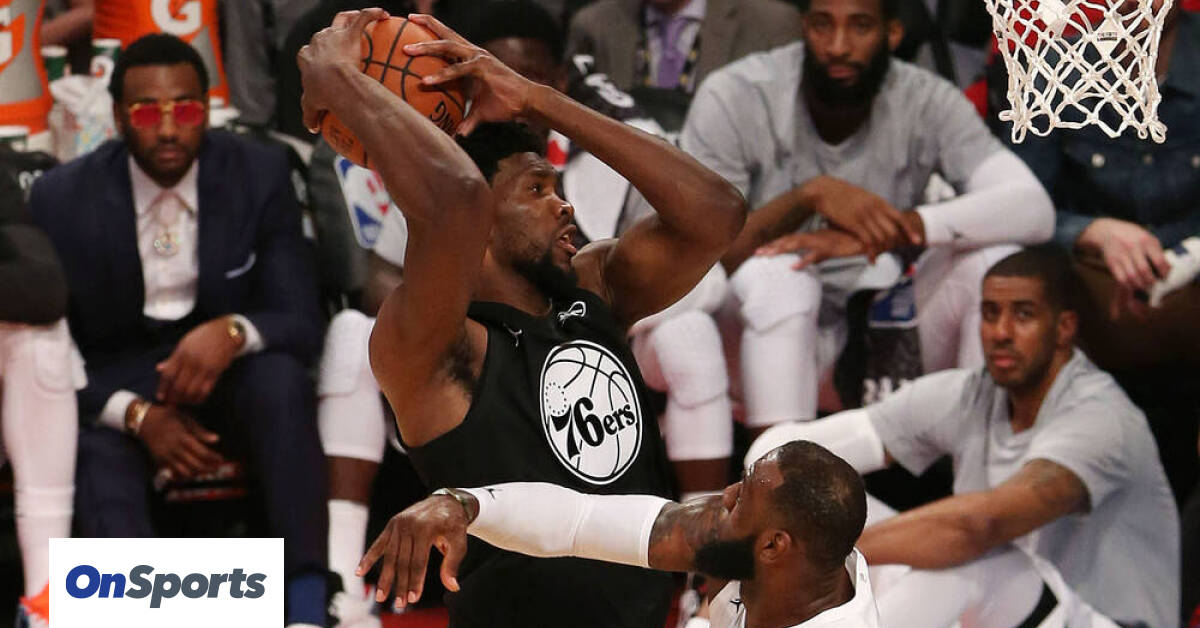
[[406, 287, 675, 628]]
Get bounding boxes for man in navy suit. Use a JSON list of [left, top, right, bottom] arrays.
[[30, 34, 330, 628]]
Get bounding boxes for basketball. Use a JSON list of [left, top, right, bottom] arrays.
[[321, 17, 468, 168]]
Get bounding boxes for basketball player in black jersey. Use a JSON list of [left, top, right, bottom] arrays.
[[299, 10, 746, 628]]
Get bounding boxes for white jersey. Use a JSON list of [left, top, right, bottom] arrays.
[[709, 550, 881, 628]]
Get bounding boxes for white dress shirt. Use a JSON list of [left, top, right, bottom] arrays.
[[709, 550, 882, 628], [98, 157, 264, 431]]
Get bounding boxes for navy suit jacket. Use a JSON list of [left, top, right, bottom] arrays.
[[30, 130, 323, 423]]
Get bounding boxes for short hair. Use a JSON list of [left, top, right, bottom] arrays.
[[467, 1, 565, 62], [456, 122, 547, 183], [798, 0, 900, 19], [770, 440, 867, 572], [983, 245, 1081, 314], [109, 33, 209, 102]]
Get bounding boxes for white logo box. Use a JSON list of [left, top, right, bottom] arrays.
[[51, 538, 283, 627]]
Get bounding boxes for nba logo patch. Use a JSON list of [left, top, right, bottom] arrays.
[[540, 340, 642, 485], [334, 156, 395, 248]]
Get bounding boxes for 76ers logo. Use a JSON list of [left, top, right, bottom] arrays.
[[540, 340, 642, 485]]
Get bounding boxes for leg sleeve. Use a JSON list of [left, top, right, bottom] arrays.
[[2, 321, 78, 595]]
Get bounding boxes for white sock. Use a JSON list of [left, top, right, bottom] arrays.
[[329, 499, 370, 597], [15, 486, 73, 596]]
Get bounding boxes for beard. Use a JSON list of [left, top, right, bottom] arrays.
[[513, 247, 579, 300], [803, 40, 892, 108], [694, 535, 756, 581]]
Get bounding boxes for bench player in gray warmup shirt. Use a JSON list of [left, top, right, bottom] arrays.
[[675, 0, 1053, 437], [748, 247, 1179, 628]]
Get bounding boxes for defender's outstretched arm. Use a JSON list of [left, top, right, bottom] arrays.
[[358, 482, 727, 607]]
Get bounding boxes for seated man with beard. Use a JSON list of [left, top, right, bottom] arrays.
[[680, 0, 1053, 433]]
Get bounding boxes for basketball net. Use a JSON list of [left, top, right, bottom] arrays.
[[984, 0, 1175, 142]]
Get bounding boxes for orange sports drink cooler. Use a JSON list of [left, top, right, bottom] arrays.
[[93, 0, 229, 101], [0, 0, 51, 134]]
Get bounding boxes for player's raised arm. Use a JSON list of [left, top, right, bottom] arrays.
[[407, 14, 748, 328], [358, 482, 726, 607], [298, 10, 493, 438]]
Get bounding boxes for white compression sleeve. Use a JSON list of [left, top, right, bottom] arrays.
[[743, 409, 886, 474], [461, 483, 670, 569], [917, 150, 1054, 248]]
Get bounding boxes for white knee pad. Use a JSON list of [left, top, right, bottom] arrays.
[[743, 409, 885, 474], [318, 310, 387, 463], [732, 257, 823, 427], [661, 396, 733, 460], [630, 333, 667, 393], [730, 254, 821, 331], [649, 311, 728, 407], [641, 312, 733, 461], [318, 310, 376, 397]]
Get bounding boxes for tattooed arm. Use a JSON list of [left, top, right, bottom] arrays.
[[647, 496, 732, 600], [646, 496, 727, 571], [857, 459, 1090, 569], [359, 483, 730, 607]]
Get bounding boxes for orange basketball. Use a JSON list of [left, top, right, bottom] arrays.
[[321, 17, 467, 168]]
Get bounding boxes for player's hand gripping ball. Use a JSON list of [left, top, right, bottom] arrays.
[[306, 12, 468, 168]]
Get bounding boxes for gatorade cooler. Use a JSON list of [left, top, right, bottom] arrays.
[[93, 0, 228, 101], [0, 0, 51, 134]]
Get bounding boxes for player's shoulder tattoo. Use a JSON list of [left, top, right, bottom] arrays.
[[647, 496, 724, 570], [1020, 458, 1091, 514]]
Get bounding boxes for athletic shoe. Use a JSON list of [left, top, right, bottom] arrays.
[[1149, 237, 1200, 307], [329, 588, 381, 628], [15, 584, 49, 628]]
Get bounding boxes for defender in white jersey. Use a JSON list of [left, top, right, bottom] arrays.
[[359, 440, 882, 628], [748, 247, 1179, 628]]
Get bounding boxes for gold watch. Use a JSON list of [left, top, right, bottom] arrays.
[[226, 316, 246, 347], [125, 398, 152, 435]]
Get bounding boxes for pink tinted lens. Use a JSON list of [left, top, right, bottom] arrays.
[[129, 104, 163, 128], [172, 100, 206, 127]]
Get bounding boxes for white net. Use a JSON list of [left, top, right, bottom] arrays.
[[984, 0, 1175, 143]]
